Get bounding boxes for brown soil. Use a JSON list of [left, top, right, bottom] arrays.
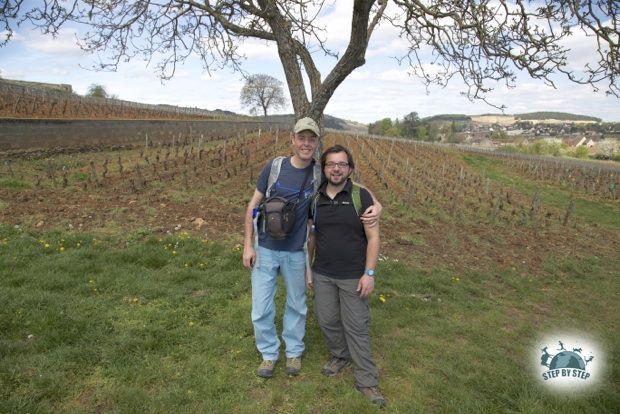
[[2, 133, 618, 276]]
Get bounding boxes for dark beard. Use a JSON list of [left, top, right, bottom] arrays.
[[326, 173, 350, 186]]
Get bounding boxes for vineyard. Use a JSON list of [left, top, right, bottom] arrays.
[[2, 130, 618, 272], [2, 129, 619, 413], [0, 80, 231, 120], [447, 144, 619, 200]]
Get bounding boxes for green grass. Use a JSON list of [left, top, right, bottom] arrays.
[[0, 178, 32, 189], [462, 154, 620, 230], [1, 225, 618, 413]]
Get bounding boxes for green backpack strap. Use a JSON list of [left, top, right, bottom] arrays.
[[351, 184, 362, 216], [312, 184, 362, 231]]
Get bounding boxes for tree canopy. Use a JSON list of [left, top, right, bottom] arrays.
[[240, 74, 286, 117], [86, 84, 109, 99], [2, 1, 618, 123]]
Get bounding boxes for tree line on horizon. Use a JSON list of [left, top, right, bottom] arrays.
[[368, 112, 467, 142], [368, 111, 619, 142]]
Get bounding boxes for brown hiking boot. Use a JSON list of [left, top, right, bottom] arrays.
[[321, 356, 351, 377], [356, 386, 386, 408], [257, 359, 276, 378], [285, 357, 302, 376]]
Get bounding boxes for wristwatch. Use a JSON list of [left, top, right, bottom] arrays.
[[365, 269, 375, 277]]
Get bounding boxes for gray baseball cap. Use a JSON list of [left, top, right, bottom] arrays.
[[294, 117, 320, 137]]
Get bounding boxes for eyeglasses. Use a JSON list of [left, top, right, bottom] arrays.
[[324, 162, 349, 169]]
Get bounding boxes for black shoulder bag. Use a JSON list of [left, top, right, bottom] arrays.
[[261, 164, 313, 240]]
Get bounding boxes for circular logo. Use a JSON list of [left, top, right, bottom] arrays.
[[534, 333, 604, 393]]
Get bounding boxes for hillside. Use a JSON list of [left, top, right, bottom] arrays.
[[516, 111, 601, 122], [0, 78, 236, 121], [263, 113, 367, 133], [471, 112, 601, 125], [0, 78, 363, 132], [422, 114, 472, 122]]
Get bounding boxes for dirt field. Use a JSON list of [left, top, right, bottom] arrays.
[[2, 131, 618, 277]]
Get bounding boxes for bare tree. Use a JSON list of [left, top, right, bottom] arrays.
[[86, 84, 109, 98], [241, 74, 287, 117], [1, 1, 618, 123]]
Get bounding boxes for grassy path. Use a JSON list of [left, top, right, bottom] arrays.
[[1, 225, 618, 413]]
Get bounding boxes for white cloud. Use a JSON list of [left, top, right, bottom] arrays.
[[349, 70, 370, 80], [237, 38, 279, 60], [200, 72, 223, 81], [561, 24, 611, 72], [316, 0, 354, 49], [1, 30, 17, 42], [377, 68, 413, 82], [1, 11, 618, 123], [17, 28, 85, 56]]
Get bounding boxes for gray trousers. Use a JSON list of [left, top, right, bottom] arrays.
[[313, 272, 379, 388]]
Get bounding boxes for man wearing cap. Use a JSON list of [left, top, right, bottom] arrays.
[[243, 117, 381, 378]]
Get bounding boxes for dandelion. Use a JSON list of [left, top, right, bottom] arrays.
[[184, 263, 189, 268], [44, 243, 50, 248], [188, 321, 194, 326], [172, 250, 177, 255], [378, 294, 386, 303], [59, 246, 65, 252]]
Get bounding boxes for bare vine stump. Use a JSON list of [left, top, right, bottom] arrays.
[[89, 161, 101, 187], [562, 198, 575, 226]]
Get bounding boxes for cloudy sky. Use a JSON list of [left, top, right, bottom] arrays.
[[1, 1, 618, 123]]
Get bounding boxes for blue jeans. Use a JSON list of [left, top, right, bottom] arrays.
[[251, 246, 307, 360]]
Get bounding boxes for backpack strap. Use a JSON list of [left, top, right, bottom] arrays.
[[312, 162, 322, 193], [266, 156, 285, 197], [311, 183, 363, 232], [310, 192, 320, 227], [351, 184, 362, 216]]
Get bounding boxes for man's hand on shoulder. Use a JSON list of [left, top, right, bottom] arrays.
[[361, 203, 382, 227]]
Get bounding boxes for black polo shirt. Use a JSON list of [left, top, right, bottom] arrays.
[[310, 179, 373, 279]]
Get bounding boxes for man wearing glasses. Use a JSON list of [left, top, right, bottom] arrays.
[[306, 144, 385, 407]]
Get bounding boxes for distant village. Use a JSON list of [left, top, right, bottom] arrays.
[[460, 119, 620, 159], [367, 112, 619, 161]]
